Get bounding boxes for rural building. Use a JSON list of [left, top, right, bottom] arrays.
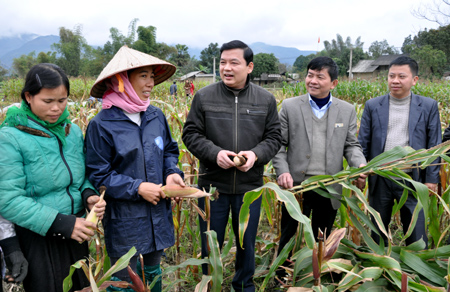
[[252, 73, 283, 85], [371, 54, 406, 71], [349, 54, 408, 79], [178, 71, 215, 83], [349, 60, 379, 79]]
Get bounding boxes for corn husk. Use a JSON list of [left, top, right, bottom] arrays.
[[161, 185, 216, 199], [85, 186, 106, 227], [233, 155, 247, 166]]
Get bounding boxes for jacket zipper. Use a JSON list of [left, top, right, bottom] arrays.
[[233, 95, 238, 194], [139, 125, 149, 181], [58, 139, 75, 215]]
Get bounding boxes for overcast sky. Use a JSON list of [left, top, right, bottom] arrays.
[[0, 0, 441, 53]]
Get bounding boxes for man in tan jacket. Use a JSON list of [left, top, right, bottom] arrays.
[[272, 56, 366, 281]]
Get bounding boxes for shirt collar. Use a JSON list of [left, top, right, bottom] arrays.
[[308, 93, 333, 109]]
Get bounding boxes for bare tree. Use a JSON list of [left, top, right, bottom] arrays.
[[412, 0, 450, 26]]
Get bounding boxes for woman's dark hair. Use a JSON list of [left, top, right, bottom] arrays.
[[307, 57, 339, 81], [220, 40, 253, 65], [21, 63, 70, 102]]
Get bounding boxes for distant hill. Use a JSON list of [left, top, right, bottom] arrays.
[[0, 35, 315, 70], [0, 35, 59, 69], [251, 42, 315, 65], [188, 42, 316, 66], [0, 34, 39, 57]]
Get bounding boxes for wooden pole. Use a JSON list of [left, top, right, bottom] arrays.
[[349, 48, 354, 80], [212, 57, 216, 84]]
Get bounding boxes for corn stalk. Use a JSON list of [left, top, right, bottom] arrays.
[[239, 142, 450, 290]]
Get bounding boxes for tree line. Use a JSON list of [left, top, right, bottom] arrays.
[[3, 15, 450, 81], [3, 17, 283, 82], [294, 25, 450, 78], [4, 19, 222, 80]]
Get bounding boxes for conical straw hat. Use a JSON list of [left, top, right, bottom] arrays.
[[90, 45, 176, 98]]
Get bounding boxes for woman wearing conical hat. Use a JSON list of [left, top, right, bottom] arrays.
[[85, 46, 184, 291]]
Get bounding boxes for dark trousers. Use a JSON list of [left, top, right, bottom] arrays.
[[276, 190, 337, 278], [15, 225, 89, 292], [198, 193, 262, 292], [370, 176, 428, 246], [111, 250, 163, 282]]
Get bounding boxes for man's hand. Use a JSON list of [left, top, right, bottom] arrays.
[[87, 195, 106, 220], [355, 163, 367, 191], [277, 173, 294, 189], [216, 150, 237, 169], [71, 218, 96, 243], [425, 183, 438, 195], [138, 182, 166, 205], [166, 173, 186, 203], [235, 151, 257, 172]]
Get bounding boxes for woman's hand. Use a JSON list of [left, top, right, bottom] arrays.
[[138, 182, 166, 205], [166, 173, 186, 203], [71, 218, 96, 243], [87, 195, 106, 220], [166, 173, 185, 187]]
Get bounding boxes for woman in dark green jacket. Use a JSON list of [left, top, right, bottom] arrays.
[[0, 63, 106, 292]]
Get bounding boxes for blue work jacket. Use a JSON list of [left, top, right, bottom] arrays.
[[85, 105, 183, 257]]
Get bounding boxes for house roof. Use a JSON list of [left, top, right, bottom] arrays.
[[349, 60, 378, 73], [178, 71, 207, 80], [195, 74, 215, 78], [371, 54, 407, 66]]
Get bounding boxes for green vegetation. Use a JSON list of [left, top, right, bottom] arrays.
[[2, 78, 450, 291]]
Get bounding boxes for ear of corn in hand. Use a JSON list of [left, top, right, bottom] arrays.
[[161, 185, 215, 199], [233, 155, 247, 166], [85, 186, 106, 227]]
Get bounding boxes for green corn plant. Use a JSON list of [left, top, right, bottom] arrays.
[[63, 246, 136, 292], [239, 142, 450, 290]]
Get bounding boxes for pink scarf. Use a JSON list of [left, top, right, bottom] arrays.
[[102, 72, 150, 113]]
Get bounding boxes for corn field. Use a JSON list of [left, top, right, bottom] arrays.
[[1, 78, 450, 291]]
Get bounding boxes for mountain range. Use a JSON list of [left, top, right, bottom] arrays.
[[0, 34, 316, 70]]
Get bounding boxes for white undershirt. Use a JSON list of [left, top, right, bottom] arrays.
[[123, 110, 141, 126]]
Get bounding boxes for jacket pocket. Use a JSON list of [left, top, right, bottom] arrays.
[[246, 109, 267, 115]]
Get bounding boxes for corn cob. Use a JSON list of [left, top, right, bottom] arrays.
[[161, 185, 215, 199], [233, 155, 247, 166], [85, 186, 106, 227]]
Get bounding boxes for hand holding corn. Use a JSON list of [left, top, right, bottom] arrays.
[[85, 186, 106, 226]]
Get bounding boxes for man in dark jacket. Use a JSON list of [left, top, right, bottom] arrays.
[[169, 81, 177, 99], [358, 56, 441, 246], [182, 40, 281, 292], [444, 124, 450, 143]]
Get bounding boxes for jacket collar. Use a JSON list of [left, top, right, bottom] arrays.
[[220, 76, 251, 97], [376, 92, 422, 146], [100, 105, 158, 123]]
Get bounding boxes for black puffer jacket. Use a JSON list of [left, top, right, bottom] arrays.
[[182, 80, 281, 194]]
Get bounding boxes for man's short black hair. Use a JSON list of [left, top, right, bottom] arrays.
[[389, 56, 419, 76], [307, 56, 339, 81], [220, 40, 253, 65]]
